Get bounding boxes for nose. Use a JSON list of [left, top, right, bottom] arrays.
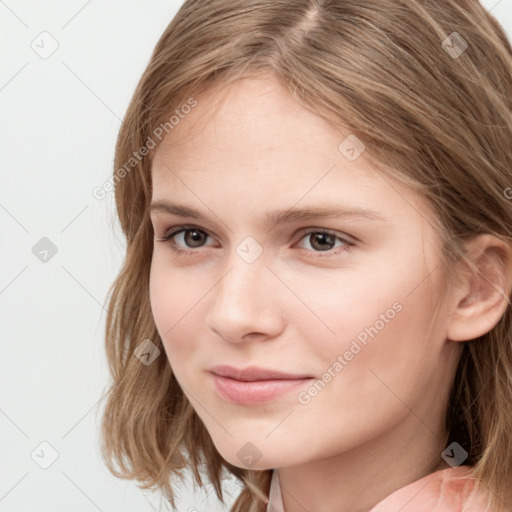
[[205, 251, 284, 344]]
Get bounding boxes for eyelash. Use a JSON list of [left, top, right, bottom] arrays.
[[155, 224, 355, 258]]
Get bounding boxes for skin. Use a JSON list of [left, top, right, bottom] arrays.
[[148, 73, 511, 512]]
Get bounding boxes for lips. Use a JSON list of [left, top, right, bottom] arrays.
[[209, 364, 313, 382]]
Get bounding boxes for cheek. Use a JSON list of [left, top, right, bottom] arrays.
[[149, 259, 202, 368], [304, 251, 442, 393], [293, 291, 442, 453], [296, 253, 431, 347], [149, 250, 198, 324]]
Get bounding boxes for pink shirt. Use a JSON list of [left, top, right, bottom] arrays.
[[266, 465, 497, 512]]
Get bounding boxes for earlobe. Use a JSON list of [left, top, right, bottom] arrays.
[[446, 234, 512, 342]]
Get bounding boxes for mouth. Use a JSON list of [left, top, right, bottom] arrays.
[[209, 367, 314, 405], [208, 364, 313, 382]]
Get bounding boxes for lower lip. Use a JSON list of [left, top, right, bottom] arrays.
[[211, 373, 314, 405]]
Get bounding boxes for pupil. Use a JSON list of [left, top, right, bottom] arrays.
[[312, 233, 334, 251], [186, 230, 204, 247]]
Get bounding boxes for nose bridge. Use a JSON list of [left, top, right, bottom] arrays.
[[206, 240, 280, 340], [216, 243, 268, 309]]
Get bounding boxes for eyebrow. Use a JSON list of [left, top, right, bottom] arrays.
[[149, 200, 386, 227]]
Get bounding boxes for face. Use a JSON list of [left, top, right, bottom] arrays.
[[149, 74, 460, 471]]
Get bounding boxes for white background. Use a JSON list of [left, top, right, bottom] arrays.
[[1, 1, 511, 510]]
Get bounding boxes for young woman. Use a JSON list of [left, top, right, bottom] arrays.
[[99, 1, 512, 511]]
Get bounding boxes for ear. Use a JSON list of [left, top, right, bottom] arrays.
[[447, 234, 512, 342]]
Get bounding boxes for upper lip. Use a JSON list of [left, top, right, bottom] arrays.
[[209, 364, 313, 382]]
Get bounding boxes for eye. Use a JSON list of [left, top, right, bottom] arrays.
[[155, 224, 355, 258], [156, 225, 215, 256], [295, 228, 355, 257]]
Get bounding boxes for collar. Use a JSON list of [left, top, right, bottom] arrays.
[[265, 465, 493, 512]]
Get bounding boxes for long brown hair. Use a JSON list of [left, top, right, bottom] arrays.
[[99, 1, 512, 510]]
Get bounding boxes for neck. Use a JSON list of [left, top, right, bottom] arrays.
[[278, 412, 450, 512]]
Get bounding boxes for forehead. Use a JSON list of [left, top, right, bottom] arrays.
[[150, 75, 433, 229], [153, 74, 347, 166]]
